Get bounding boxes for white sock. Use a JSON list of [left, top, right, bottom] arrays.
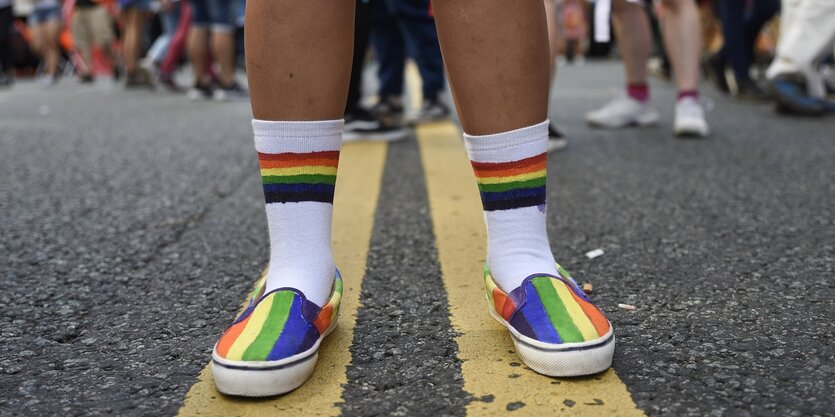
[[253, 119, 342, 306], [464, 120, 559, 291]]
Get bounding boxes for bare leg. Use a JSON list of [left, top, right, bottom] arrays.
[[188, 27, 209, 84], [43, 20, 61, 76], [210, 30, 235, 86], [121, 9, 147, 74], [612, 0, 652, 85], [659, 0, 701, 91], [433, 0, 550, 135], [245, 0, 354, 120]]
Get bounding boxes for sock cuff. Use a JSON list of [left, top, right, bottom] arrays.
[[253, 119, 343, 154], [464, 120, 549, 162]]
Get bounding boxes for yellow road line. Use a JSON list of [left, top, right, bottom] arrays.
[[177, 141, 388, 417], [417, 122, 644, 417]]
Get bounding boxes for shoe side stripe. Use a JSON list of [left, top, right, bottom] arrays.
[[224, 294, 276, 360], [266, 295, 310, 360], [550, 279, 599, 341], [566, 282, 611, 336], [520, 281, 562, 343], [242, 291, 295, 361], [531, 277, 584, 343], [216, 314, 251, 358]]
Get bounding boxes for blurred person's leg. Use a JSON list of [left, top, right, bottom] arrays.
[[658, 0, 701, 93], [434, 0, 613, 376], [207, 0, 237, 90], [743, 0, 780, 64], [659, 0, 710, 136], [160, 2, 190, 76], [0, 5, 12, 84], [396, 0, 449, 122], [544, 0, 561, 77], [187, 0, 212, 97], [121, 7, 148, 78], [372, 0, 405, 119], [89, 6, 119, 73], [585, 0, 659, 128], [613, 0, 651, 93], [146, 2, 180, 65], [766, 0, 835, 114], [42, 18, 61, 80], [345, 0, 373, 114], [543, 0, 567, 145], [72, 8, 96, 79]]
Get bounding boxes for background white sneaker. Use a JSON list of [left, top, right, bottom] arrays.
[[674, 97, 710, 138], [586, 95, 659, 128]]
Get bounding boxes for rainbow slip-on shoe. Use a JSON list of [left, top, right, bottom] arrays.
[[484, 264, 614, 377], [211, 271, 343, 397]]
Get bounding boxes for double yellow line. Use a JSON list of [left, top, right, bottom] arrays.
[[178, 121, 643, 417]]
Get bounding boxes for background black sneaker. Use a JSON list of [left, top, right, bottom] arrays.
[[188, 82, 214, 101], [344, 107, 380, 131], [409, 97, 450, 124]]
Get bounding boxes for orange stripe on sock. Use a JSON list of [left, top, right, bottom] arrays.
[[568, 289, 610, 336], [473, 160, 546, 178], [470, 153, 545, 172], [258, 158, 340, 169], [216, 314, 251, 358]]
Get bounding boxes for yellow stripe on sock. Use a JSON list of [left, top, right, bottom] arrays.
[[476, 169, 547, 185], [260, 166, 338, 177], [223, 294, 276, 360], [551, 279, 600, 341]]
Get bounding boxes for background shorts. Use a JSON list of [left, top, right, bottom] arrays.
[[29, 5, 61, 25], [189, 0, 237, 32]]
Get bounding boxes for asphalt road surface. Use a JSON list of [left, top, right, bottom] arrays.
[[1, 62, 833, 417]]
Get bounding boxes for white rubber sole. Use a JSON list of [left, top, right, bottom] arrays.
[[211, 321, 338, 397], [488, 305, 614, 377]]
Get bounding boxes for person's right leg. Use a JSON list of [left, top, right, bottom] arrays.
[[72, 9, 95, 78]]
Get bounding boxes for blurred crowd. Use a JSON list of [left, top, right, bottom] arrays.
[[0, 0, 833, 121], [0, 0, 247, 99]]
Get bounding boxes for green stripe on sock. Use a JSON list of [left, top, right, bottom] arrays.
[[531, 277, 585, 343], [241, 291, 295, 360], [262, 174, 337, 185], [477, 177, 546, 192]]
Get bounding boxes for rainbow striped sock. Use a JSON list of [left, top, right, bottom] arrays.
[[258, 150, 339, 204], [464, 121, 559, 291], [253, 119, 342, 306]]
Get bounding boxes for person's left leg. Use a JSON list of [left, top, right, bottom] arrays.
[[434, 0, 613, 377]]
